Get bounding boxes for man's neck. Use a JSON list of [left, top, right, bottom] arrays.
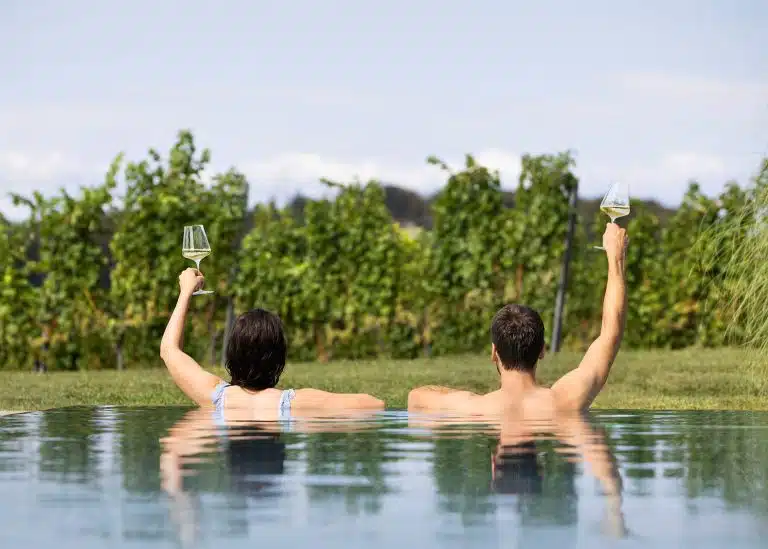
[[498, 368, 539, 394]]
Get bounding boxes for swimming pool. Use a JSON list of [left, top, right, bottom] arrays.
[[0, 407, 766, 548]]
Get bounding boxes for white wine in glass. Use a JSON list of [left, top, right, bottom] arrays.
[[182, 225, 214, 295], [594, 183, 630, 250]]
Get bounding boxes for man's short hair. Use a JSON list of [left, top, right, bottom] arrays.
[[490, 304, 545, 371]]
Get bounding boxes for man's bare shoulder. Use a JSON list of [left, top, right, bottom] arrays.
[[407, 385, 485, 413], [517, 387, 560, 414]]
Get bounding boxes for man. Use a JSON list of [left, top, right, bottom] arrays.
[[408, 223, 629, 414]]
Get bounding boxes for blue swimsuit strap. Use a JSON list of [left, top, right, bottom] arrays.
[[211, 381, 230, 413], [278, 388, 296, 416], [211, 381, 295, 417]]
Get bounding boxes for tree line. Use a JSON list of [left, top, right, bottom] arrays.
[[0, 130, 765, 370]]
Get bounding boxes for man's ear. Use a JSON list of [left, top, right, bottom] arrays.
[[492, 344, 502, 375]]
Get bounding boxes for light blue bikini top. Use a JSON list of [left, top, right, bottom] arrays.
[[211, 381, 295, 418]]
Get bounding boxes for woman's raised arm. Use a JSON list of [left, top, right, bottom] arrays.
[[160, 268, 223, 406]]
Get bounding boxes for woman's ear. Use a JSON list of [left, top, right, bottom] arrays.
[[539, 345, 546, 360]]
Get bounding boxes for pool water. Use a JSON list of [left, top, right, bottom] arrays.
[[1, 407, 767, 548]]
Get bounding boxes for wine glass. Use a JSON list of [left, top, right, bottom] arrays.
[[593, 183, 630, 250], [182, 225, 214, 295]]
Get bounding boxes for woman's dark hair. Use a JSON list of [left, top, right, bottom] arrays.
[[225, 309, 287, 390]]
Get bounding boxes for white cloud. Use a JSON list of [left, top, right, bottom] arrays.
[[0, 150, 100, 184], [239, 149, 754, 206], [239, 149, 524, 200], [0, 147, 756, 220], [0, 151, 105, 218], [618, 71, 768, 108], [0, 105, 149, 140], [584, 151, 757, 203], [659, 152, 728, 179], [0, 148, 524, 217]]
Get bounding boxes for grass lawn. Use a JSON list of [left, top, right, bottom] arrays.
[[0, 347, 766, 411]]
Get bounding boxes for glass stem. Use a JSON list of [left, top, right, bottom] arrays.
[[195, 260, 200, 271]]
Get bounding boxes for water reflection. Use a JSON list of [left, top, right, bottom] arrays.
[[159, 409, 286, 546], [0, 408, 767, 547], [413, 412, 627, 539], [159, 408, 391, 546]]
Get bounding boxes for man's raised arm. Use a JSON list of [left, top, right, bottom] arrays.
[[551, 223, 628, 410]]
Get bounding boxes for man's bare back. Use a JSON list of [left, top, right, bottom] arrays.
[[408, 223, 629, 415]]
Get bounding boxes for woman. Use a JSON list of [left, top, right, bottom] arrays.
[[160, 268, 385, 415]]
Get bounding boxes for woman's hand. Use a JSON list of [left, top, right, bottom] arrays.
[[178, 268, 205, 297]]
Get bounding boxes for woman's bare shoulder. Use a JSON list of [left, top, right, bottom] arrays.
[[292, 388, 384, 410]]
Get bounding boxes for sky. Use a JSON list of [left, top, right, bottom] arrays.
[[1, 0, 766, 218]]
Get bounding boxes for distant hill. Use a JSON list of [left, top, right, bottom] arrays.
[[285, 184, 678, 231]]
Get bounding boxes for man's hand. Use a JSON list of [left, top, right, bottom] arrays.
[[178, 268, 205, 297], [602, 223, 628, 264]]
